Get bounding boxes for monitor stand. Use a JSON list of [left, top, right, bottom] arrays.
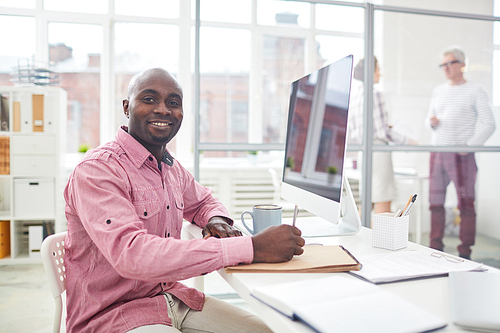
[[294, 176, 362, 238]]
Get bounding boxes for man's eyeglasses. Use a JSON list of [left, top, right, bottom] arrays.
[[439, 60, 460, 69]]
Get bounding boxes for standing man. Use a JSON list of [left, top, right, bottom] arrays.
[[426, 46, 495, 259], [64, 68, 305, 332]]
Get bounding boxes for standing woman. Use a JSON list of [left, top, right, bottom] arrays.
[[349, 57, 416, 214]]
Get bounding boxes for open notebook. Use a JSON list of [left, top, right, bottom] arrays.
[[251, 275, 447, 333]]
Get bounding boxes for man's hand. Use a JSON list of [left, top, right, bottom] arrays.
[[251, 225, 305, 263], [202, 217, 242, 239], [430, 115, 440, 128]]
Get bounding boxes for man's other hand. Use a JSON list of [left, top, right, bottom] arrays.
[[251, 225, 305, 263], [203, 217, 242, 239], [430, 115, 440, 128]]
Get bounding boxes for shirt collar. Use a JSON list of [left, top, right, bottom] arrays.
[[116, 126, 174, 168], [162, 150, 174, 166]]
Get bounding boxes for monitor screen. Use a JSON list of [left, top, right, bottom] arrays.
[[282, 55, 353, 228]]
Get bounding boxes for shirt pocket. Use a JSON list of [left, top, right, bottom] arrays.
[[132, 187, 161, 222], [133, 199, 161, 221]]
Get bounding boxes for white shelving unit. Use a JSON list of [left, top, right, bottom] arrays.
[[0, 85, 67, 264]]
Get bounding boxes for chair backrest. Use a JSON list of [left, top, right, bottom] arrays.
[[268, 168, 282, 204], [41, 231, 67, 333]]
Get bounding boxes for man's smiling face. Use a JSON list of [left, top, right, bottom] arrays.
[[123, 69, 183, 154]]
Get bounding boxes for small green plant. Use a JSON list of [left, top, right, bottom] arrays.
[[286, 156, 295, 169], [326, 166, 337, 174], [78, 144, 91, 153], [248, 150, 258, 155]]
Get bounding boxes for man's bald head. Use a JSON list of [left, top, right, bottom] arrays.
[[127, 68, 183, 99], [122, 67, 184, 162]]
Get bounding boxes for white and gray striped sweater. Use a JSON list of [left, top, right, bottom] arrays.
[[426, 81, 495, 146]]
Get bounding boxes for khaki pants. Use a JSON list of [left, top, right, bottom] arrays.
[[128, 293, 272, 333]]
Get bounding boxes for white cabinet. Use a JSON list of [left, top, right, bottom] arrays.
[[0, 85, 67, 264]]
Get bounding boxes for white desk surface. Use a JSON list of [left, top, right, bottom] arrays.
[[183, 220, 499, 333]]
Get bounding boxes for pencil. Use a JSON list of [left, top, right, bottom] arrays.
[[399, 195, 413, 217], [292, 205, 299, 227]]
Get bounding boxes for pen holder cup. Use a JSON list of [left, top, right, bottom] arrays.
[[372, 213, 409, 251]]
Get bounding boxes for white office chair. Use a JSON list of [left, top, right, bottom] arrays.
[[41, 231, 67, 333]]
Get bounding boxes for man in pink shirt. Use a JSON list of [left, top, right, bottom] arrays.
[[64, 68, 305, 332]]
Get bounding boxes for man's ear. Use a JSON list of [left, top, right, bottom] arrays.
[[123, 99, 130, 118]]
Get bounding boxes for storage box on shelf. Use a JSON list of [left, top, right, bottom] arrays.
[[0, 85, 67, 264]]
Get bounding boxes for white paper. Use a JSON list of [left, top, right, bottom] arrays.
[[350, 250, 484, 284]]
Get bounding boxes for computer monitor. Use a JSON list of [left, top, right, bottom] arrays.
[[281, 54, 361, 237]]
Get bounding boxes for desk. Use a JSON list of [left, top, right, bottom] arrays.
[[183, 220, 498, 333]]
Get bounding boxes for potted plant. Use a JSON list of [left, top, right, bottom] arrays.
[[285, 156, 295, 177], [78, 143, 91, 153], [326, 165, 337, 184], [248, 150, 258, 164], [78, 143, 91, 155]]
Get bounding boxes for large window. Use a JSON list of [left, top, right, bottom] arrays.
[[44, 0, 107, 14], [114, 22, 180, 153], [199, 27, 251, 147], [48, 22, 103, 153], [115, 0, 179, 18], [367, 4, 500, 252], [0, 16, 35, 84], [0, 0, 34, 8], [1, 0, 499, 244]]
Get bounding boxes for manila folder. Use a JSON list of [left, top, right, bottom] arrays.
[[225, 245, 361, 273]]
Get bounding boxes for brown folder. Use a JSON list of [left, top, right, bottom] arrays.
[[32, 94, 44, 132], [13, 101, 21, 132], [0, 136, 9, 175], [225, 245, 362, 273], [0, 220, 10, 259]]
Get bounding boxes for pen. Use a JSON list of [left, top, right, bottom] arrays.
[[402, 194, 417, 216], [398, 195, 413, 217], [292, 205, 299, 227]]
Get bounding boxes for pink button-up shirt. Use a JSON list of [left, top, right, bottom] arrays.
[[64, 126, 254, 333]]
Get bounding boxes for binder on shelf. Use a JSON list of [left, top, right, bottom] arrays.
[[0, 94, 9, 131], [0, 220, 10, 259], [13, 101, 21, 132], [0, 136, 9, 175], [225, 245, 361, 273], [32, 94, 44, 132]]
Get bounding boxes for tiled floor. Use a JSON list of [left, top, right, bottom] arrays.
[[0, 233, 498, 333]]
